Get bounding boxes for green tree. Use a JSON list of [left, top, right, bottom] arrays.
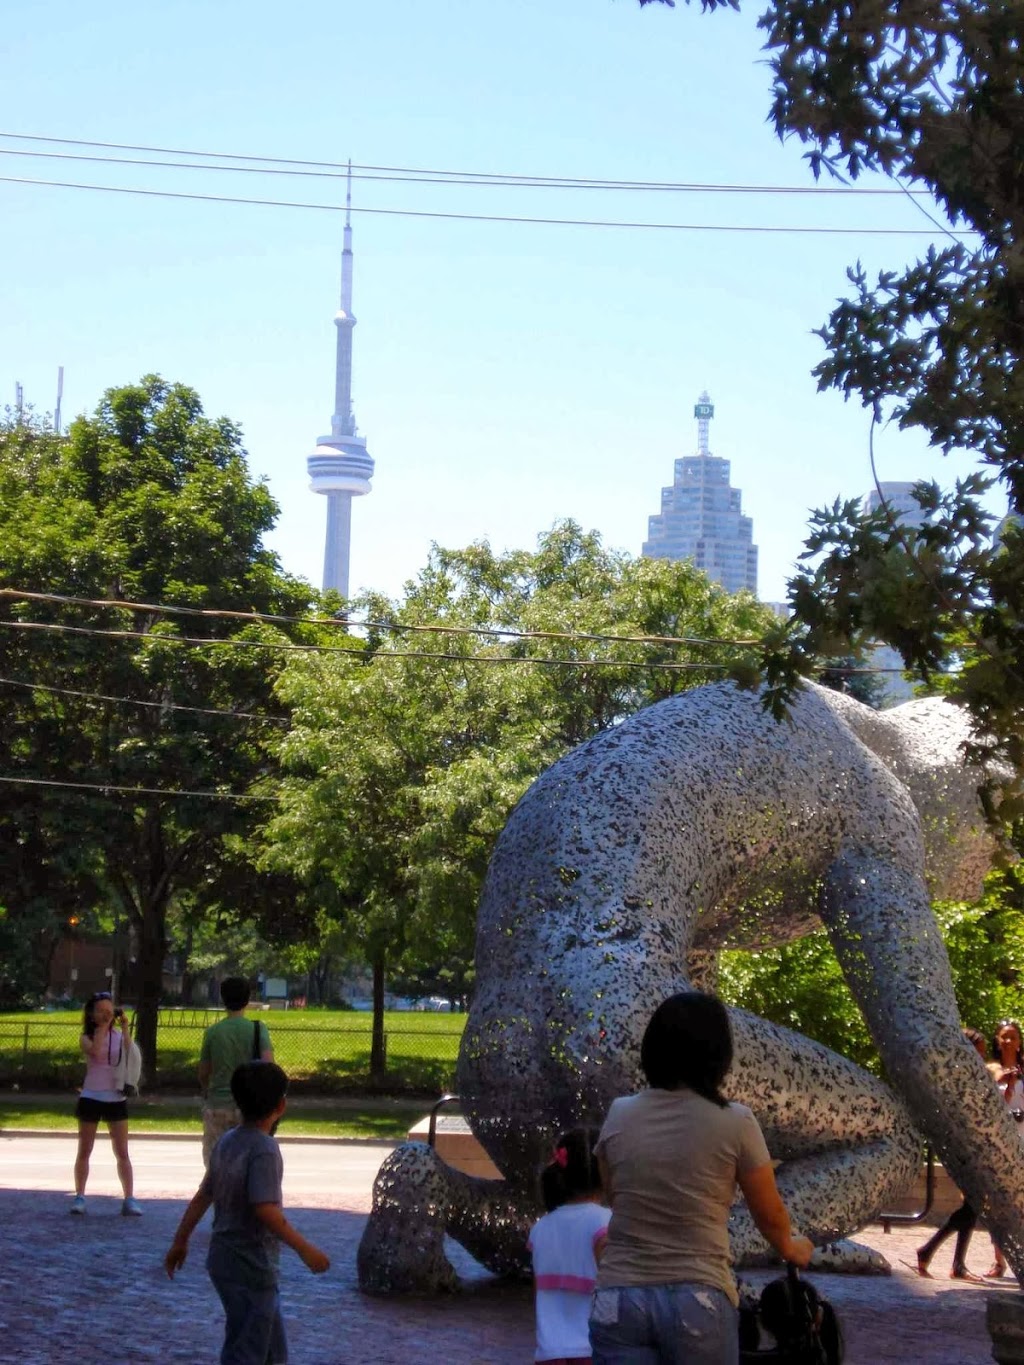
[[817, 650, 889, 710], [0, 378, 312, 1070], [640, 0, 1023, 814], [719, 861, 1024, 1073], [259, 522, 775, 1078]]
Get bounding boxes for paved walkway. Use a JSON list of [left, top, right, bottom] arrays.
[[0, 1133, 1016, 1364]]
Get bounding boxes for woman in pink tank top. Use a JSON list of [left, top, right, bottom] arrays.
[[70, 991, 142, 1217]]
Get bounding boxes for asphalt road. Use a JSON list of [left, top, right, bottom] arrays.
[[0, 1131, 392, 1207]]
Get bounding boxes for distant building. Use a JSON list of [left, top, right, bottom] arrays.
[[861, 481, 923, 523], [994, 509, 1020, 550], [642, 393, 758, 595], [861, 481, 930, 706]]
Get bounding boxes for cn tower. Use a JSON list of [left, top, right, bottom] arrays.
[[307, 164, 374, 598]]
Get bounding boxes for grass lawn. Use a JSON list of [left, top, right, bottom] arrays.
[[0, 1009, 466, 1090], [0, 1094, 431, 1140]]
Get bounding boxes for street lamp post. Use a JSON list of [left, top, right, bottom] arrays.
[[67, 915, 80, 993]]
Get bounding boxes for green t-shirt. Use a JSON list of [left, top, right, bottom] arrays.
[[200, 1015, 273, 1104]]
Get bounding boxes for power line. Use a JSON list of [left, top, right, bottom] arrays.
[[0, 774, 269, 801], [0, 617, 735, 670], [0, 174, 975, 237], [0, 587, 761, 649], [0, 593, 926, 675], [0, 615, 919, 676], [0, 130, 925, 194], [0, 675, 288, 724], [0, 144, 930, 198]]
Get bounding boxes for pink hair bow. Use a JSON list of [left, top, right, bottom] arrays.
[[553, 1146, 569, 1169]]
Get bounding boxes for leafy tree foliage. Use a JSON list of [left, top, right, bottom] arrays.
[[720, 861, 1024, 1073], [641, 0, 1024, 815], [0, 379, 312, 1068], [259, 522, 775, 1077]]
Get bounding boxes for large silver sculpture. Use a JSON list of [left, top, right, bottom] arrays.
[[358, 682, 1024, 1293]]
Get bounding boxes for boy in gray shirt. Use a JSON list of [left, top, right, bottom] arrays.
[[165, 1061, 329, 1365]]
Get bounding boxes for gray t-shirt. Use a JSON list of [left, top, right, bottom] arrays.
[[201, 1124, 284, 1288], [595, 1087, 771, 1305]]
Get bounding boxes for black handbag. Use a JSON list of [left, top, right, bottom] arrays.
[[739, 1264, 844, 1365]]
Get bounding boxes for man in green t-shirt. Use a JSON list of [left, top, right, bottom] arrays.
[[199, 977, 274, 1166]]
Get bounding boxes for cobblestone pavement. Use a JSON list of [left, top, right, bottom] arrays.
[[0, 1133, 1017, 1364]]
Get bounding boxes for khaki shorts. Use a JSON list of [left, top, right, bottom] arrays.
[[202, 1104, 242, 1167]]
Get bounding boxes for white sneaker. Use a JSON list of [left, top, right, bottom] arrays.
[[121, 1197, 143, 1217], [70, 1195, 86, 1215]]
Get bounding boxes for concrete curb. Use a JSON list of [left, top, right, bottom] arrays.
[[0, 1127, 397, 1147]]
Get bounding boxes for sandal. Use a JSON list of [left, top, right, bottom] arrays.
[[902, 1256, 932, 1278]]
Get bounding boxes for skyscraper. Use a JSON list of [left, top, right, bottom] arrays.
[[642, 393, 758, 594], [860, 481, 927, 706], [307, 166, 374, 599], [861, 481, 922, 522]]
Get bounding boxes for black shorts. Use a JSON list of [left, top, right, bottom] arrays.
[[75, 1096, 128, 1124]]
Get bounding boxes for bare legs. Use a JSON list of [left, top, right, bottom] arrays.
[[74, 1119, 134, 1198], [109, 1120, 134, 1198], [74, 1121, 96, 1196]]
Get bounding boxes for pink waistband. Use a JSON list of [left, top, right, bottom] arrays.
[[534, 1273, 596, 1294]]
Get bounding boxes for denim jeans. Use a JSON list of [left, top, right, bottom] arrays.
[[589, 1283, 738, 1365], [209, 1272, 288, 1365]]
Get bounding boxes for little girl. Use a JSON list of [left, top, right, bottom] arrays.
[[527, 1127, 610, 1365]]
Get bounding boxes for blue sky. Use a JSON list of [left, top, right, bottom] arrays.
[[1, 0, 990, 605]]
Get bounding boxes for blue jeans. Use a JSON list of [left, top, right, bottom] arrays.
[[209, 1272, 288, 1365], [590, 1283, 738, 1365]]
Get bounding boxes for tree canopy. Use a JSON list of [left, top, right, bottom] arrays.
[[0, 377, 312, 1064], [640, 0, 1024, 817]]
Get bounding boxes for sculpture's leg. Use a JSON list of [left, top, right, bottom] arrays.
[[723, 1008, 919, 1271], [357, 1141, 531, 1294], [821, 849, 1024, 1285]]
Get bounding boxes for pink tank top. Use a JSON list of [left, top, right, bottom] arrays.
[[81, 1028, 125, 1101]]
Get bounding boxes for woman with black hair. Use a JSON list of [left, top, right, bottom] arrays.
[[589, 992, 812, 1364], [982, 1020, 1024, 1280], [992, 1020, 1024, 1109], [70, 991, 141, 1216]]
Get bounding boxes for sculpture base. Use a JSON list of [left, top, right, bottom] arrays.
[[406, 1115, 503, 1180], [988, 1294, 1024, 1364]]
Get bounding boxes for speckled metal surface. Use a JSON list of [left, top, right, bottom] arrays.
[[357, 682, 1024, 1293]]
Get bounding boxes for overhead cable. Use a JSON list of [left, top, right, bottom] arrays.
[[0, 617, 733, 670], [0, 130, 927, 194], [0, 616, 917, 675], [0, 774, 269, 801], [0, 587, 762, 649], [0, 175, 975, 236], [0, 675, 287, 724]]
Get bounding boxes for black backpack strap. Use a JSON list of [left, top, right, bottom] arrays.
[[252, 1018, 261, 1060]]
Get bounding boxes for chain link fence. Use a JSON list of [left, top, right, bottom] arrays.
[[0, 1010, 465, 1093]]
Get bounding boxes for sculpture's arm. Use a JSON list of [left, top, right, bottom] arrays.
[[821, 846, 1024, 1281]]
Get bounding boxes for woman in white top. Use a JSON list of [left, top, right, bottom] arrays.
[[590, 992, 812, 1365], [992, 1020, 1024, 1111], [985, 1019, 1024, 1278], [71, 991, 142, 1216]]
